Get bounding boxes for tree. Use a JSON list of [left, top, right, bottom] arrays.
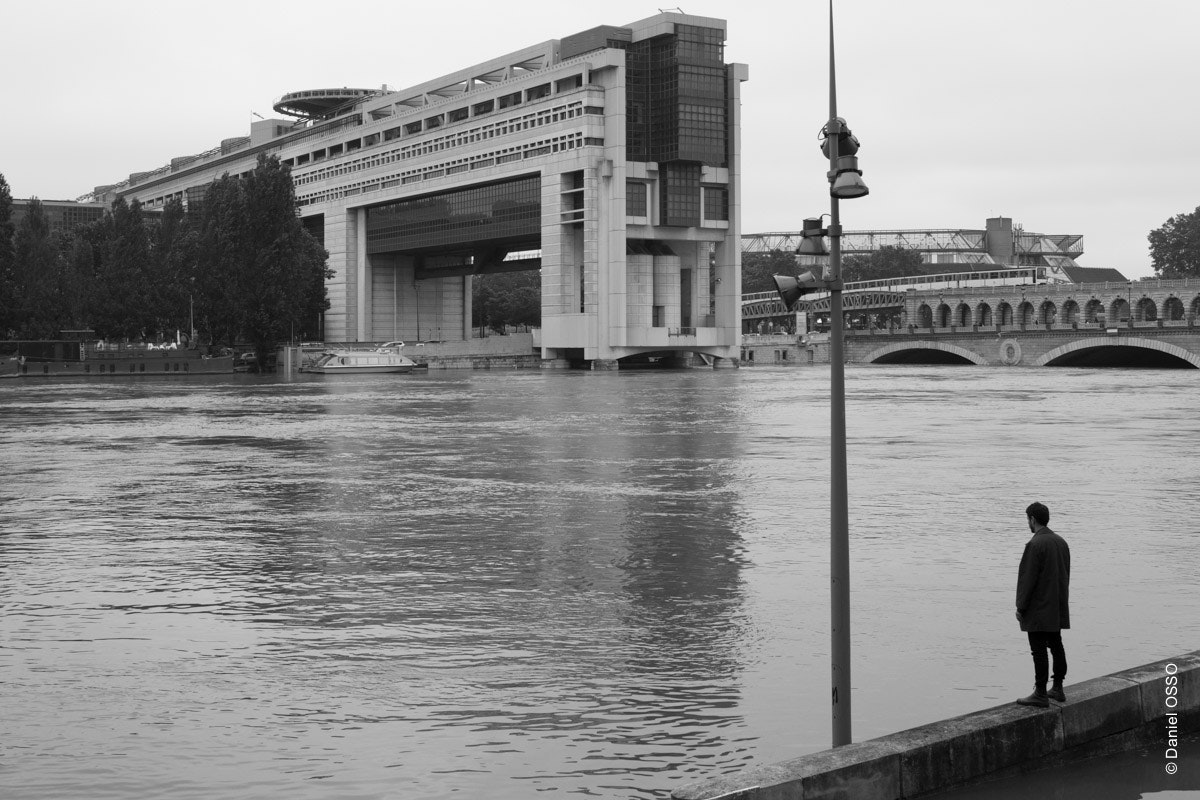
[[741, 249, 800, 293], [151, 198, 196, 341], [472, 270, 540, 332], [1149, 206, 1200, 278], [92, 198, 154, 339], [840, 245, 924, 283], [9, 199, 60, 338], [743, 244, 924, 294], [192, 154, 330, 362], [0, 173, 14, 335]]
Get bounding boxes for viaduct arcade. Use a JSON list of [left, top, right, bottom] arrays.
[[744, 276, 1200, 368]]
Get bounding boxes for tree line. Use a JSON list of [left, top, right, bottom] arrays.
[[0, 155, 329, 364], [742, 244, 925, 293]]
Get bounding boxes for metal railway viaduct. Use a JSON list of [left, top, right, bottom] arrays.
[[743, 277, 1200, 367]]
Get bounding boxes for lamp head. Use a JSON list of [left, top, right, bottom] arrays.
[[830, 156, 869, 199], [796, 217, 829, 256], [820, 118, 860, 159], [773, 271, 827, 311]]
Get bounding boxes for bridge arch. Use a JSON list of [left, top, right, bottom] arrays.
[[937, 303, 952, 328], [1017, 301, 1035, 325], [1040, 300, 1057, 324], [1084, 298, 1104, 323], [1035, 337, 1200, 368], [1164, 296, 1185, 321], [1192, 295, 1200, 318], [976, 302, 993, 326], [1062, 299, 1079, 324], [863, 340, 988, 366], [1110, 297, 1130, 323], [1136, 297, 1158, 322], [998, 301, 1013, 325], [955, 303, 971, 327], [917, 303, 933, 327]]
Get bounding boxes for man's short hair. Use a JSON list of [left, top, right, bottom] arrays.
[[1026, 502, 1050, 526]]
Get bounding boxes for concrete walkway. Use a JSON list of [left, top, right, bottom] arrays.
[[672, 651, 1199, 800]]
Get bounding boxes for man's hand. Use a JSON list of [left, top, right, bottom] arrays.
[[1014, 610, 1023, 623]]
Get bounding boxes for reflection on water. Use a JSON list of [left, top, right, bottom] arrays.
[[1, 367, 1198, 799]]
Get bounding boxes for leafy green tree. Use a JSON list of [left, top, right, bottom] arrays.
[[743, 244, 924, 293], [240, 155, 330, 361], [58, 230, 94, 331], [741, 249, 798, 293], [192, 174, 248, 349], [88, 198, 155, 339], [472, 270, 540, 332], [150, 198, 195, 341], [0, 174, 11, 249], [1149, 206, 1200, 278], [840, 245, 924, 283], [9, 199, 60, 337], [192, 155, 330, 361], [0, 173, 15, 335]]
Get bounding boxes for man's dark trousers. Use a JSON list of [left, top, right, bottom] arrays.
[[1028, 631, 1067, 686]]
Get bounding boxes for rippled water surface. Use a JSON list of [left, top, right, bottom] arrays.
[[2, 366, 1198, 799]]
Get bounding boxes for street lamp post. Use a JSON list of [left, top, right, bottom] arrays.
[[772, 0, 867, 748], [823, 8, 856, 749]]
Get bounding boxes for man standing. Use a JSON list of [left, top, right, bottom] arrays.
[[1015, 501, 1071, 708]]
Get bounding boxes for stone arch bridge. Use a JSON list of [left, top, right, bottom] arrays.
[[841, 277, 1200, 367]]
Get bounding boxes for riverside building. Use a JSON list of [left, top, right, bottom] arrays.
[[90, 12, 748, 368]]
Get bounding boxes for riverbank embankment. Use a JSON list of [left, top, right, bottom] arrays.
[[672, 651, 1199, 800]]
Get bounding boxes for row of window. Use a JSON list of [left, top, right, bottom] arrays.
[[625, 180, 727, 222], [296, 133, 586, 207], [136, 84, 593, 210], [292, 101, 590, 188]]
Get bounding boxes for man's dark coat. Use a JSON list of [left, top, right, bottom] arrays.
[[1016, 526, 1071, 632]]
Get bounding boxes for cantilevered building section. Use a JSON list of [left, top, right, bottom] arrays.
[[97, 12, 748, 367]]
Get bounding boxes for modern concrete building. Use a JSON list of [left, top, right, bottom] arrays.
[[89, 12, 748, 368], [9, 199, 108, 236]]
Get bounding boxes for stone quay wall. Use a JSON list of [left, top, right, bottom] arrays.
[[672, 650, 1200, 800]]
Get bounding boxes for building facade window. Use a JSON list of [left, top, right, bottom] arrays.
[[702, 186, 728, 221], [365, 176, 540, 254], [626, 181, 648, 217]]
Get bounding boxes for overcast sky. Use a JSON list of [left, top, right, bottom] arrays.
[[4, 0, 1198, 278]]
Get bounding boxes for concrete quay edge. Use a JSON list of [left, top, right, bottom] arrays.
[[671, 650, 1200, 800]]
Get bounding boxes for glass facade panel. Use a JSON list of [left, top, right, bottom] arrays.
[[626, 181, 647, 217], [625, 25, 727, 167], [661, 163, 701, 227], [624, 22, 728, 228], [703, 187, 728, 221], [365, 176, 540, 254]]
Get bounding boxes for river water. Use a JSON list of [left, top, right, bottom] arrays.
[[2, 365, 1198, 799]]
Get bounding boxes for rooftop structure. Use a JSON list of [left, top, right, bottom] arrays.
[[89, 13, 748, 366], [272, 88, 385, 120], [742, 217, 1116, 283]]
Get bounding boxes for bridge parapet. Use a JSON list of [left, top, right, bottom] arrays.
[[906, 277, 1200, 329]]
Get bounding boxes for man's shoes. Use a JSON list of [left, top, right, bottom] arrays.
[[1017, 687, 1050, 708], [1047, 681, 1066, 703]]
